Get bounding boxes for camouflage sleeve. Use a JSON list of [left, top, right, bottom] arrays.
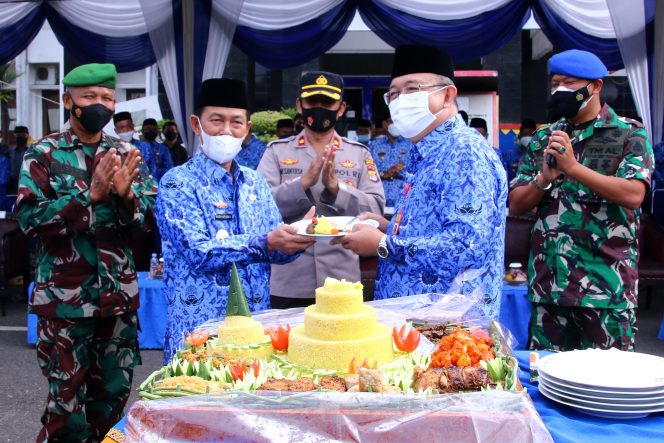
[[16, 145, 94, 238], [510, 132, 544, 189], [320, 148, 385, 215], [616, 127, 654, 190], [113, 161, 158, 228]]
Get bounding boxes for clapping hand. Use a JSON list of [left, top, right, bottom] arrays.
[[113, 148, 142, 201], [90, 148, 119, 204]]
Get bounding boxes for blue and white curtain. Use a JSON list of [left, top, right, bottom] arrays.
[[0, 0, 660, 145]]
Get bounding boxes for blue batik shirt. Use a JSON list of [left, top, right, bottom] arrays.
[[500, 142, 523, 184], [375, 114, 508, 320], [368, 135, 413, 208], [236, 134, 267, 170], [156, 152, 296, 363], [137, 140, 174, 183]]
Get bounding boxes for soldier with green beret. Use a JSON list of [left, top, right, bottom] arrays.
[[16, 62, 157, 441]]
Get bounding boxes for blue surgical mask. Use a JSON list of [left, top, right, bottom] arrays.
[[357, 134, 371, 143]]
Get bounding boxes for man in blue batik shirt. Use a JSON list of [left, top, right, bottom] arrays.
[[236, 122, 267, 170], [368, 116, 413, 211], [156, 79, 315, 363], [137, 118, 174, 183], [335, 45, 507, 319]]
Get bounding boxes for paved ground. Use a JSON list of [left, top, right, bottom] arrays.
[[1, 288, 663, 442]]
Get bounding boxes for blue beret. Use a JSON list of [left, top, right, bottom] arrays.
[[549, 50, 607, 80]]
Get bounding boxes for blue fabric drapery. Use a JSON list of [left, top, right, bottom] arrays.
[[233, 0, 357, 69], [358, 0, 530, 64], [532, 0, 654, 71], [0, 4, 45, 66], [44, 3, 156, 72]]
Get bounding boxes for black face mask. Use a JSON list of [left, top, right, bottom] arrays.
[[547, 83, 591, 122], [302, 107, 339, 133], [163, 130, 177, 141], [71, 101, 114, 133], [15, 135, 28, 146], [143, 130, 158, 141]]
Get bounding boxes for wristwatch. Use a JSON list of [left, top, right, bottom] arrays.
[[532, 173, 552, 192], [377, 234, 389, 258]]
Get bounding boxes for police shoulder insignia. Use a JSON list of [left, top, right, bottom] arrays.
[[333, 137, 340, 147], [364, 158, 374, 165], [297, 136, 306, 146], [340, 160, 355, 168], [280, 158, 298, 166]]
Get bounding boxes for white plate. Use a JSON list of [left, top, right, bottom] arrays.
[[539, 371, 664, 398], [539, 378, 664, 407], [538, 383, 663, 419], [291, 216, 379, 239], [538, 348, 664, 390]]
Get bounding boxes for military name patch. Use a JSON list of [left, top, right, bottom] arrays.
[[50, 163, 89, 180], [215, 213, 233, 221]]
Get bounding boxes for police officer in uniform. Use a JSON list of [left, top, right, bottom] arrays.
[[258, 71, 385, 308]]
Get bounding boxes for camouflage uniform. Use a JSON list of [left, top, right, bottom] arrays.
[[17, 129, 157, 442], [511, 104, 654, 351]]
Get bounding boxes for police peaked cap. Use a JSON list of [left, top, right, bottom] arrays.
[[300, 71, 344, 100], [549, 49, 607, 80], [195, 78, 249, 111], [391, 45, 455, 81]]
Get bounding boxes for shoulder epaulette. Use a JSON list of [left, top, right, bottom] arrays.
[[267, 135, 294, 148], [341, 136, 370, 151], [617, 116, 644, 130]]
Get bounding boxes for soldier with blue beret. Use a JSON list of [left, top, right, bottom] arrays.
[[510, 49, 654, 351]]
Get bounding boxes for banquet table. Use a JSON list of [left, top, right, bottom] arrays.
[[104, 350, 664, 443], [27, 279, 531, 350]]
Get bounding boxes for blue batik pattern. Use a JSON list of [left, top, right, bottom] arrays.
[[368, 135, 413, 207], [156, 153, 295, 363], [375, 114, 508, 320], [137, 140, 174, 183], [236, 134, 267, 170]]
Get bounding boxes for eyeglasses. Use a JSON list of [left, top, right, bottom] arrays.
[[383, 84, 448, 105]]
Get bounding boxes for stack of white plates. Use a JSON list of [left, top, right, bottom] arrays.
[[537, 348, 664, 419]]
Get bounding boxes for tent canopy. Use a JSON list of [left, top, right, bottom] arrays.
[[0, 0, 660, 147]]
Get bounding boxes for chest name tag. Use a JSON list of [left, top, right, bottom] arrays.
[[215, 213, 233, 221]]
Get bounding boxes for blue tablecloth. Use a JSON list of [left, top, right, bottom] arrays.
[[107, 350, 664, 442], [27, 272, 167, 349], [499, 283, 530, 349], [27, 280, 529, 350]]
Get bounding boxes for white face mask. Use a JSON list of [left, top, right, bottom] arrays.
[[197, 117, 244, 164], [387, 123, 400, 137], [388, 86, 448, 139], [519, 136, 532, 147], [117, 131, 134, 142]]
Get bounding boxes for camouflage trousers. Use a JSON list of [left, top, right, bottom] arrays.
[[36, 312, 141, 443], [529, 303, 636, 352]]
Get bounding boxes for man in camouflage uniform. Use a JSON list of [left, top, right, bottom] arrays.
[[509, 50, 654, 351], [16, 63, 157, 442]]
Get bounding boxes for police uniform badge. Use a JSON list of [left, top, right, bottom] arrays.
[[215, 200, 228, 209], [280, 158, 299, 165], [340, 160, 355, 168]]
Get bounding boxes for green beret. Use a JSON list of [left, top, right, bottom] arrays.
[[63, 63, 116, 89]]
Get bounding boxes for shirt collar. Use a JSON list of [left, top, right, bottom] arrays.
[[413, 114, 463, 159]]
